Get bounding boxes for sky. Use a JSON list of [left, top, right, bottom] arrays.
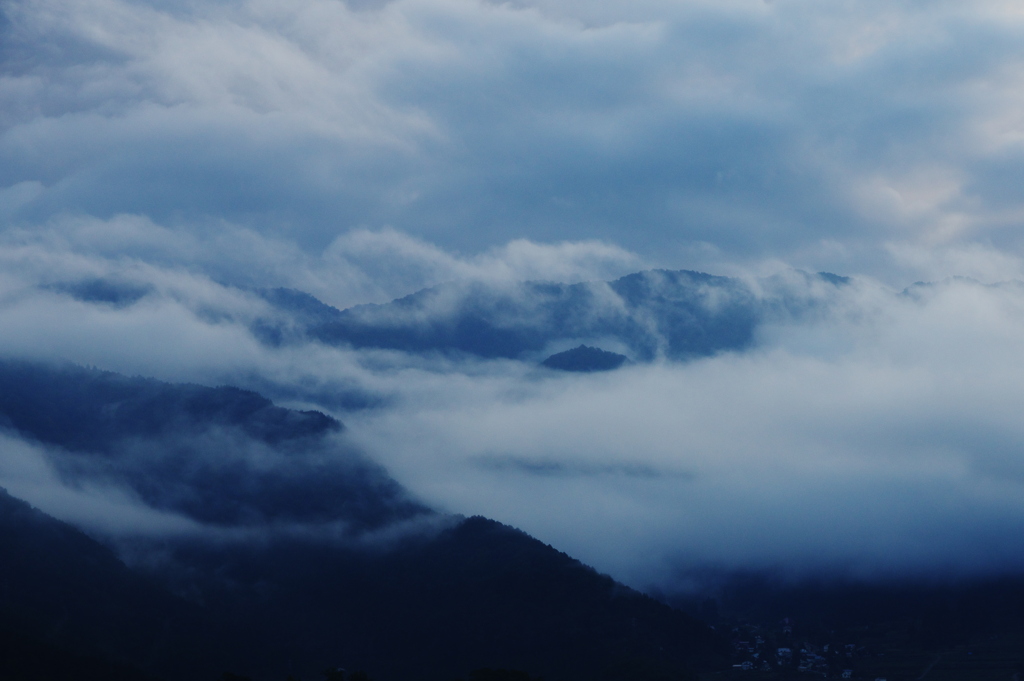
[[5, 0, 1024, 282], [5, 0, 1024, 591]]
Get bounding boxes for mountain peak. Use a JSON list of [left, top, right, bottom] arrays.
[[542, 345, 628, 372]]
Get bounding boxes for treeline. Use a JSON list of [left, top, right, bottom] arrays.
[[222, 669, 543, 681]]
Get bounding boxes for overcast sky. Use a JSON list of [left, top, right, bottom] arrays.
[[5, 0, 1024, 284], [5, 0, 1024, 590]]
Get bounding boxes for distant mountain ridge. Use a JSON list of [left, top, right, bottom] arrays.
[[254, 268, 849, 362], [44, 267, 850, 364], [542, 345, 628, 372]]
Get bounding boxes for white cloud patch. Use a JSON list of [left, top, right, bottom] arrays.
[[322, 227, 641, 304]]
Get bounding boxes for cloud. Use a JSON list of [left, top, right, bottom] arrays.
[[5, 0, 1024, 593], [474, 453, 683, 480], [323, 227, 641, 302], [0, 213, 640, 309], [0, 425, 447, 550], [3, 0, 1024, 280], [3, 223, 1024, 589], [0, 430, 205, 536], [338, 275, 1024, 587]]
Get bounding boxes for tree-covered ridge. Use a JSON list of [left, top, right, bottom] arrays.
[[252, 269, 848, 363], [0, 483, 726, 681], [0, 362, 726, 681], [542, 345, 628, 372], [0, 487, 207, 680], [145, 515, 725, 680], [0, 360, 338, 451], [0, 360, 428, 528]]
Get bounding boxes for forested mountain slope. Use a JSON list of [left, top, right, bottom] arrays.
[[0, 360, 726, 681]]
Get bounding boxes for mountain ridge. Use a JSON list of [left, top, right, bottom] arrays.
[[0, 360, 726, 681], [253, 267, 848, 363]]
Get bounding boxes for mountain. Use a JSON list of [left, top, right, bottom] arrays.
[[542, 345, 628, 372], [254, 269, 849, 363], [0, 626, 161, 681], [137, 516, 726, 681], [0, 487, 204, 680], [45, 268, 849, 365], [0, 360, 726, 681], [0, 360, 426, 529]]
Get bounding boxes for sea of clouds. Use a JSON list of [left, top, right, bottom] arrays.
[[1, 221, 1024, 592], [4, 0, 1024, 592]]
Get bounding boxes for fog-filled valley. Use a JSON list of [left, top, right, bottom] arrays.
[[5, 236, 1024, 677], [7, 229, 1024, 679], [6, 237, 1024, 588], [6, 0, 1024, 678]]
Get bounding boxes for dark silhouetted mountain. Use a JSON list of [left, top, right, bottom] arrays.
[[0, 361, 726, 681], [0, 360, 427, 528], [542, 345, 628, 372], [0, 486, 726, 681], [673, 569, 1024, 648], [0, 626, 163, 681], [0, 487, 206, 680], [46, 278, 154, 308], [254, 269, 849, 362], [251, 287, 351, 346], [124, 516, 727, 681], [40, 268, 849, 364], [459, 669, 542, 681]]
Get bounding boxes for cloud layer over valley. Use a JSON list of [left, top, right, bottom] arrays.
[[345, 274, 1024, 587], [1, 227, 1024, 591], [5, 0, 1024, 596]]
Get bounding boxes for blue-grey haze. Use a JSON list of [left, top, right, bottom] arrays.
[[3, 0, 1024, 590]]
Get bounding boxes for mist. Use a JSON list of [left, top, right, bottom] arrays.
[[5, 0, 1024, 600], [0, 222, 1022, 592], [338, 277, 1024, 587]]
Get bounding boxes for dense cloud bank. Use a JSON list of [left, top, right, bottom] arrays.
[[5, 0, 1024, 280], [1, 230, 1024, 590]]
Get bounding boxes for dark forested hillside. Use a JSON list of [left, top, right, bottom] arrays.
[[0, 487, 205, 680], [46, 268, 849, 364], [0, 360, 427, 529], [0, 361, 339, 450], [0, 487, 727, 681], [263, 269, 759, 361], [0, 361, 727, 681], [134, 516, 726, 681]]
